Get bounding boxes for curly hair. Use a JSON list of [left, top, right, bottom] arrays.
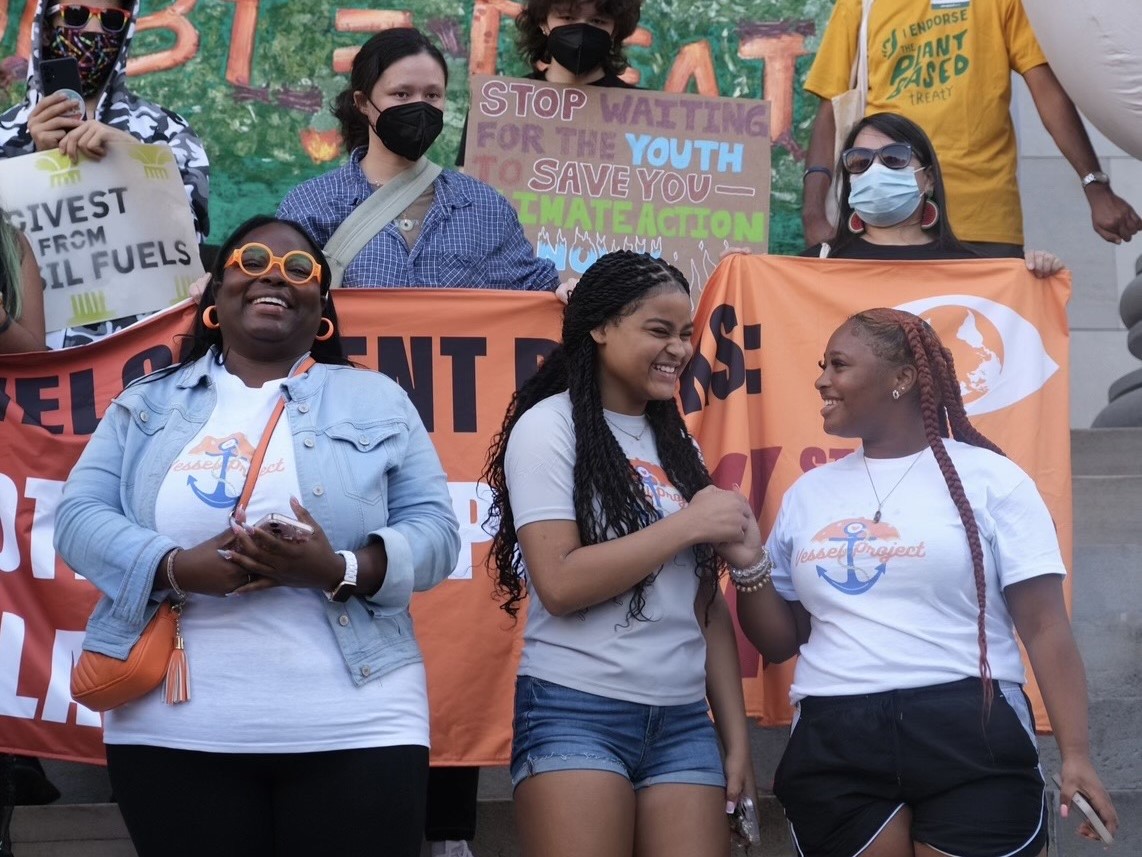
[[332, 28, 448, 155], [483, 250, 721, 621], [848, 308, 1005, 708], [516, 0, 642, 76]]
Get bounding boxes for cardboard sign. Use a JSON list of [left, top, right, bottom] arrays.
[[0, 142, 202, 332], [464, 75, 771, 292]]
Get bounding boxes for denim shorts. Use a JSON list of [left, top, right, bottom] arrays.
[[510, 675, 726, 790]]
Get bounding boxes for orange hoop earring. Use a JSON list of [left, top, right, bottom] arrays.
[[202, 305, 220, 330], [314, 317, 335, 342]]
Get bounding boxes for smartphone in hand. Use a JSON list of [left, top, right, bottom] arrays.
[[729, 795, 761, 847], [1052, 773, 1114, 845], [40, 57, 87, 119], [252, 513, 314, 542]]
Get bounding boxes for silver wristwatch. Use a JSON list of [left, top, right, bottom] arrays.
[[1081, 171, 1109, 188]]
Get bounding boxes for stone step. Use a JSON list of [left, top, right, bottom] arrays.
[[11, 791, 1139, 856], [1068, 547, 1142, 696], [7, 798, 792, 856], [1072, 475, 1142, 545], [1071, 428, 1142, 476]]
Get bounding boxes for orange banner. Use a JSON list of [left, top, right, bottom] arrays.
[[684, 255, 1072, 729], [0, 266, 1070, 765], [0, 291, 561, 766]]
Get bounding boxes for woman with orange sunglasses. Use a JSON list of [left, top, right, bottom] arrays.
[[57, 215, 460, 857]]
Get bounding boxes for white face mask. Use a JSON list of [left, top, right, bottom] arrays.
[[848, 162, 925, 227]]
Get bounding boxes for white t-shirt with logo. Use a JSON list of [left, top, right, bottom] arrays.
[[767, 438, 1065, 703], [505, 392, 708, 706], [104, 358, 428, 752]]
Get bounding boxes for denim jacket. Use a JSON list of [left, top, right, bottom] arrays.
[[54, 352, 461, 686]]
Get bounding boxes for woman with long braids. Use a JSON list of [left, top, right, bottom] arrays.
[[737, 308, 1116, 857], [484, 250, 763, 857]]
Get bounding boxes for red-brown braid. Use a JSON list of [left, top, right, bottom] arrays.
[[900, 318, 994, 708], [927, 336, 1005, 455]]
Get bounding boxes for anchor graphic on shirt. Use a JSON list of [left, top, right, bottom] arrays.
[[816, 521, 887, 595], [187, 437, 244, 508]]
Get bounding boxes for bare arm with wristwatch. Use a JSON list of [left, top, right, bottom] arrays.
[[1022, 64, 1142, 244]]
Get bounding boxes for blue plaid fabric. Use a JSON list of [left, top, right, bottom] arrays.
[[278, 150, 559, 291]]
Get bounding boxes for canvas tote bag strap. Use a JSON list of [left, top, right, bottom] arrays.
[[849, 0, 873, 94], [322, 158, 443, 289]]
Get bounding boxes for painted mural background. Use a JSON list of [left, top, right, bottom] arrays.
[[0, 0, 834, 254]]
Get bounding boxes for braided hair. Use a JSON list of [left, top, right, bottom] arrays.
[[484, 251, 721, 620], [849, 308, 1005, 707]]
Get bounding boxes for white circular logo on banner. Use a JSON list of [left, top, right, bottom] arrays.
[[895, 295, 1059, 416]]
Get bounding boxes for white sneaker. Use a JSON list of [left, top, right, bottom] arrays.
[[429, 841, 475, 857]]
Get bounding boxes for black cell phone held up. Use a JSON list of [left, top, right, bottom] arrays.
[[40, 57, 87, 119]]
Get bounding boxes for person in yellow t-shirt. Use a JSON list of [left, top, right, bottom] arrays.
[[800, 0, 1141, 255]]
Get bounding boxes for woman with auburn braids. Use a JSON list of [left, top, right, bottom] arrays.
[[736, 308, 1116, 857], [484, 250, 762, 857]]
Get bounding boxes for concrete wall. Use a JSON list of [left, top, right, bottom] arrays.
[[1012, 77, 1142, 428]]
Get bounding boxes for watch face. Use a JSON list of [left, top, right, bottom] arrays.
[[331, 582, 357, 603]]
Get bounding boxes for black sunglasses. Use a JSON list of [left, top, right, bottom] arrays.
[[48, 4, 132, 34], [841, 143, 916, 174]]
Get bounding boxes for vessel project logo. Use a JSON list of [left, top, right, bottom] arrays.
[[896, 295, 1059, 416]]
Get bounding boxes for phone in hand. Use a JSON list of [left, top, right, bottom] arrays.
[[40, 57, 87, 119], [1052, 773, 1114, 845], [729, 795, 761, 847], [252, 513, 314, 542]]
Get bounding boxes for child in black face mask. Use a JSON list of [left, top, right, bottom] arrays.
[[454, 0, 640, 171], [516, 0, 642, 86]]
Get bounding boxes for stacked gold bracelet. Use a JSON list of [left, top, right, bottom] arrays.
[[729, 550, 774, 593]]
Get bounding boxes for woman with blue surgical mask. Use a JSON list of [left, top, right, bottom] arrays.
[[802, 113, 1063, 277]]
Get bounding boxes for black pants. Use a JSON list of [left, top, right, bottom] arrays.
[[425, 766, 479, 841], [106, 744, 428, 857]]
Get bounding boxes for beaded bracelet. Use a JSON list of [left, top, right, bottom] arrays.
[[729, 550, 774, 591], [165, 548, 186, 604], [733, 568, 773, 594]]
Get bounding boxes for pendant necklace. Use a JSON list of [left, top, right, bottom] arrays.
[[606, 417, 649, 443], [863, 448, 927, 523]]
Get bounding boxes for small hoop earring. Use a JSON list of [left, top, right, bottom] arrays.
[[314, 317, 335, 342], [202, 305, 220, 330], [847, 212, 865, 234], [892, 389, 901, 400], [920, 198, 940, 230]]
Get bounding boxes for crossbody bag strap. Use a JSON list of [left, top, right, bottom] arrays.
[[235, 356, 317, 511], [322, 158, 443, 289]]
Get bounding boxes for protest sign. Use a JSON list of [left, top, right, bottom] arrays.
[[0, 142, 203, 332], [464, 75, 771, 292]]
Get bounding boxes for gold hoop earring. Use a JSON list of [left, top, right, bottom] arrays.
[[202, 305, 220, 330], [314, 317, 335, 342]]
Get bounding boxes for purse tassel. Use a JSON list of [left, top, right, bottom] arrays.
[[163, 606, 190, 705]]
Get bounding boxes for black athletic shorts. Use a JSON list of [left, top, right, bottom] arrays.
[[773, 678, 1047, 857]]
